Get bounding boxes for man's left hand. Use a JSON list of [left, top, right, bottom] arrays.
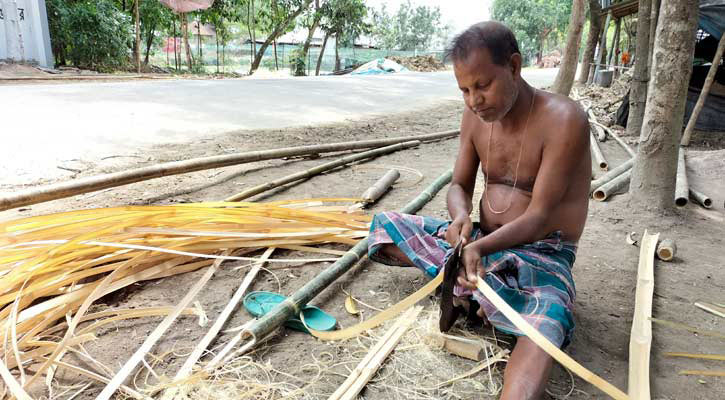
[[457, 244, 484, 290]]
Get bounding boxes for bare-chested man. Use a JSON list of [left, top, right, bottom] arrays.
[[367, 22, 591, 399]]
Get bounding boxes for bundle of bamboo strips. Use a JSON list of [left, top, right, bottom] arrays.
[[0, 199, 368, 395]]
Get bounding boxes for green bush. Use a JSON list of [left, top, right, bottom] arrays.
[[289, 48, 306, 76]]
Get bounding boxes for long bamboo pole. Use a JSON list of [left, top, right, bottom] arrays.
[[225, 142, 418, 201], [361, 169, 401, 204], [590, 120, 636, 157], [234, 169, 453, 355], [689, 188, 712, 209], [681, 34, 725, 146], [590, 132, 608, 170], [628, 230, 659, 400], [675, 149, 689, 207], [592, 170, 631, 201], [590, 158, 634, 194], [0, 130, 459, 211]]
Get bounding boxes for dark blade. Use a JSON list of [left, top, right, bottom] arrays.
[[439, 240, 463, 332]]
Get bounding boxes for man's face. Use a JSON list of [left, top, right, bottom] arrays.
[[453, 48, 519, 123]]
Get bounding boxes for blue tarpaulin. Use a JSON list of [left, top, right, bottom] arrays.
[[700, 1, 725, 40]]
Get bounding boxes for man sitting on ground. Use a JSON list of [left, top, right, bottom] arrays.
[[368, 21, 591, 399]]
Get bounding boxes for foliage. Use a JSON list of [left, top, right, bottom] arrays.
[[369, 1, 443, 51], [289, 47, 306, 76], [319, 0, 369, 44], [491, 0, 571, 63]]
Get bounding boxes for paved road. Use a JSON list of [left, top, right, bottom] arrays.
[[0, 69, 557, 184]]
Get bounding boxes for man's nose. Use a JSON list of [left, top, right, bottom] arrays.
[[470, 90, 484, 108]]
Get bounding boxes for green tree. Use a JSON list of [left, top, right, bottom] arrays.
[[318, 0, 369, 71], [249, 0, 314, 74], [370, 1, 442, 52], [139, 0, 175, 66], [491, 0, 571, 64]]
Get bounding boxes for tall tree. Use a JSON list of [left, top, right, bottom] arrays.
[[628, 0, 698, 210], [625, 0, 652, 137], [134, 0, 141, 72], [249, 0, 313, 74], [551, 0, 585, 95], [300, 0, 323, 75], [317, 0, 368, 72], [578, 0, 602, 83]]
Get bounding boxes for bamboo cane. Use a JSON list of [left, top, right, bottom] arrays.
[[628, 230, 659, 400], [592, 170, 631, 201], [675, 149, 689, 207], [689, 188, 712, 209], [656, 238, 676, 261], [588, 109, 607, 141], [361, 169, 401, 204], [236, 169, 453, 354], [681, 34, 725, 146], [590, 120, 636, 157], [590, 158, 634, 194], [225, 142, 418, 201], [0, 130, 459, 211], [590, 132, 608, 170]]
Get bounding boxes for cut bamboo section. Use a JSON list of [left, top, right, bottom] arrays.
[[593, 170, 631, 201], [475, 276, 629, 400], [590, 131, 609, 170], [430, 332, 487, 361], [628, 230, 659, 400], [587, 109, 607, 141], [0, 130, 459, 211], [590, 158, 634, 194], [689, 188, 712, 209], [656, 238, 676, 261], [361, 169, 401, 204], [675, 149, 689, 207], [664, 352, 725, 361], [328, 306, 422, 400], [225, 141, 418, 201], [590, 120, 636, 157]]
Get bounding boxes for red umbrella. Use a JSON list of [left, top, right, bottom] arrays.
[[158, 0, 214, 13]]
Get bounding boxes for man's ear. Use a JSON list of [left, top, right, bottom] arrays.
[[509, 53, 522, 78]]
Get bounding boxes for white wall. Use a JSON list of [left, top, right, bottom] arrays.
[[0, 0, 53, 67]]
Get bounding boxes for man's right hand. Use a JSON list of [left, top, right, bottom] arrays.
[[445, 216, 473, 247]]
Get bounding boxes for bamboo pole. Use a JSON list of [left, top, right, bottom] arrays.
[[474, 277, 629, 400], [361, 169, 401, 204], [656, 238, 676, 261], [628, 230, 659, 400], [236, 169, 453, 354], [0, 130, 459, 211], [590, 120, 636, 157], [681, 34, 725, 146], [675, 149, 689, 207], [590, 158, 634, 194], [590, 132, 608, 170], [592, 170, 631, 201], [689, 188, 712, 209], [588, 109, 607, 141], [225, 142, 418, 201], [650, 318, 725, 340]]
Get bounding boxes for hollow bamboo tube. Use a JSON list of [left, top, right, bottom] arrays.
[[656, 238, 676, 261], [675, 149, 689, 207], [239, 169, 453, 351], [361, 169, 401, 204], [0, 130, 459, 211], [592, 170, 630, 201], [681, 34, 725, 146], [226, 141, 418, 201], [628, 230, 659, 400], [590, 158, 634, 194], [590, 132, 608, 170], [689, 188, 712, 209]]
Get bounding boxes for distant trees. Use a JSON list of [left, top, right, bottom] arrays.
[[369, 1, 445, 52]]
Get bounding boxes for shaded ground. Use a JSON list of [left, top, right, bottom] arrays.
[[2, 99, 724, 399]]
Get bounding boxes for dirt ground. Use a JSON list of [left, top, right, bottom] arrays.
[[2, 97, 724, 399]]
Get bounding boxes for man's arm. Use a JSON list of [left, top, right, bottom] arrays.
[[445, 108, 481, 245], [459, 102, 589, 286]]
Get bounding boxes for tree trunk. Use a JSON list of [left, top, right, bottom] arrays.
[[216, 31, 220, 73], [628, 0, 698, 211], [173, 19, 179, 71], [552, 0, 586, 95], [315, 32, 329, 76], [249, 0, 312, 75], [182, 13, 194, 70], [647, 0, 660, 72], [144, 20, 157, 66], [301, 12, 321, 75], [334, 34, 341, 71], [273, 40, 279, 70], [134, 0, 141, 73], [594, 11, 611, 78], [626, 0, 652, 137], [579, 0, 603, 83], [247, 1, 254, 64], [608, 18, 621, 67], [198, 17, 202, 62]]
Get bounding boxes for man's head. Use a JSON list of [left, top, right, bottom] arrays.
[[445, 21, 523, 122]]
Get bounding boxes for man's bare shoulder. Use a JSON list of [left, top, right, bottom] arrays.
[[537, 90, 589, 143]]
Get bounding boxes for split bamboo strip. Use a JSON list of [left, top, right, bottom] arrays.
[[628, 230, 659, 400], [663, 352, 725, 361], [678, 370, 725, 377], [694, 302, 725, 319], [96, 252, 228, 400], [225, 141, 419, 201], [590, 158, 634, 194], [593, 170, 631, 201], [0, 130, 458, 211], [689, 188, 712, 209], [0, 357, 32, 400], [361, 169, 401, 204], [590, 131, 609, 170], [681, 33, 725, 146], [238, 169, 453, 353], [475, 276, 629, 400], [675, 149, 689, 207], [330, 306, 423, 400], [650, 318, 725, 340]]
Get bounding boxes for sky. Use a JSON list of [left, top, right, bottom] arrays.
[[365, 0, 492, 36]]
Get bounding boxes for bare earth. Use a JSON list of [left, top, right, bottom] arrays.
[[2, 99, 723, 399]]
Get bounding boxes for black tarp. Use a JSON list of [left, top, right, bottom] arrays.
[[700, 1, 725, 40]]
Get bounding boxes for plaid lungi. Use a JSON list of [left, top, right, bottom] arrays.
[[368, 211, 577, 348]]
